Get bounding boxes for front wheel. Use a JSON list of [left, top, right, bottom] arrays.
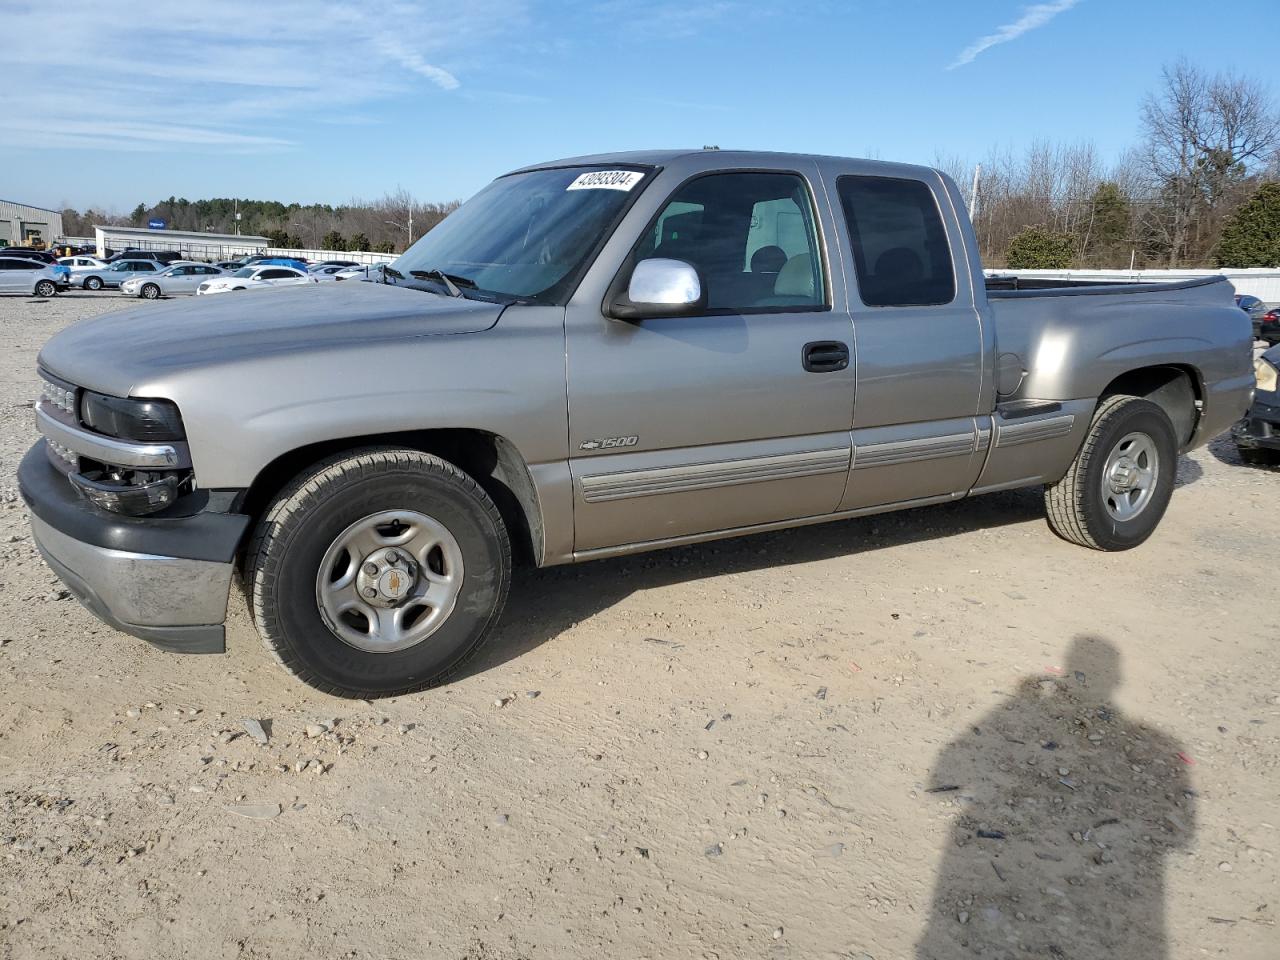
[[34, 279, 56, 298], [246, 448, 512, 698], [1044, 395, 1177, 551]]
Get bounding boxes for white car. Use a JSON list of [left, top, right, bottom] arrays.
[[196, 265, 318, 295], [333, 263, 393, 282], [308, 264, 351, 282], [121, 263, 229, 299], [57, 256, 110, 287], [0, 257, 61, 297]]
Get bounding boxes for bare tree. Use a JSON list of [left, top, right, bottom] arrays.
[[1139, 58, 1280, 265]]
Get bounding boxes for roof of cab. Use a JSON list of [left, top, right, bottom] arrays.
[[508, 148, 944, 182]]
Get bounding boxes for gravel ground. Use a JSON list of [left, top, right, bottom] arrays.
[[0, 290, 1276, 960]]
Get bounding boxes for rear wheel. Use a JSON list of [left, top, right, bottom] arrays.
[[141, 283, 161, 299], [34, 279, 56, 298], [1044, 396, 1177, 551], [246, 448, 511, 698], [84, 276, 103, 291]]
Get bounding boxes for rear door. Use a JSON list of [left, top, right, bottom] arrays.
[[825, 168, 990, 509], [565, 165, 856, 553]]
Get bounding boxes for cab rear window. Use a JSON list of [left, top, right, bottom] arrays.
[[837, 176, 955, 308]]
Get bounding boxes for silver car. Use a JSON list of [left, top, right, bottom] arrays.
[[120, 263, 228, 299], [88, 258, 165, 290], [0, 256, 60, 297]]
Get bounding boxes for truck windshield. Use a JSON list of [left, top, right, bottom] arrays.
[[390, 166, 651, 304]]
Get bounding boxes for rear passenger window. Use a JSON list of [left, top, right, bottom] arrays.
[[636, 172, 826, 313], [837, 176, 955, 307]]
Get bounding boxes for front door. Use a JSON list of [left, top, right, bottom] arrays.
[[566, 169, 856, 554], [828, 172, 989, 509]]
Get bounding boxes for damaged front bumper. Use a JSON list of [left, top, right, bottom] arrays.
[[18, 444, 249, 653]]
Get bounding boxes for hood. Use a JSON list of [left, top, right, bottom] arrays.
[[39, 281, 505, 397]]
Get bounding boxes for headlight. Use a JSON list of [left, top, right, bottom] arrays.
[[1256, 356, 1279, 394], [79, 391, 185, 442]]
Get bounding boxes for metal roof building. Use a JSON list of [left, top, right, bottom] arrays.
[[0, 200, 64, 249], [93, 224, 269, 260]]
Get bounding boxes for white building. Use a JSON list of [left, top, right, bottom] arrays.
[[0, 199, 64, 249], [94, 224, 269, 261]]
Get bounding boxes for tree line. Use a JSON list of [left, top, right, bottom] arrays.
[[60, 59, 1280, 270], [61, 189, 459, 255], [939, 58, 1280, 270]]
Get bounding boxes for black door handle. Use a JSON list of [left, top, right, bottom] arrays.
[[802, 341, 850, 373]]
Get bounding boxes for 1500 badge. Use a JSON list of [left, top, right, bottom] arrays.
[[579, 435, 639, 451]]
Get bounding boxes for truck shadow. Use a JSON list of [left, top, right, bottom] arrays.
[[464, 486, 1046, 678]]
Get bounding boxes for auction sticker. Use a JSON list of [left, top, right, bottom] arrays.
[[566, 170, 644, 191]]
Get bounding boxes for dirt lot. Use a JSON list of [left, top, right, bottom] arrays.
[[0, 291, 1276, 960]]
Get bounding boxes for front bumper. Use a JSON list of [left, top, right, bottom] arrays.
[[1233, 393, 1280, 451], [18, 444, 250, 653]]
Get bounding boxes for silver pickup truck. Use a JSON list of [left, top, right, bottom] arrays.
[[20, 150, 1254, 697]]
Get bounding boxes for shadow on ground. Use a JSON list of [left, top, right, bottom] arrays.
[[465, 486, 1045, 679], [917, 635, 1195, 959]]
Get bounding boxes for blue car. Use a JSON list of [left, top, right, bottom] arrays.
[[257, 257, 310, 272]]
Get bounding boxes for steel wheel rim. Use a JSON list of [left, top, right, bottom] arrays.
[[1102, 431, 1159, 522], [316, 509, 464, 654]]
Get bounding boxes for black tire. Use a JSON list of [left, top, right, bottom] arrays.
[[34, 279, 56, 298], [246, 447, 511, 698], [1237, 444, 1280, 466], [84, 276, 103, 291], [141, 283, 161, 299], [1044, 395, 1178, 551]]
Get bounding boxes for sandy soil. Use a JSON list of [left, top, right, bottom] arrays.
[[0, 290, 1276, 960]]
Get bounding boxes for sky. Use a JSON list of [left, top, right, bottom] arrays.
[[2, 0, 1278, 213]]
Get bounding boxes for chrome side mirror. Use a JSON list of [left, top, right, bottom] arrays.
[[609, 258, 705, 321]]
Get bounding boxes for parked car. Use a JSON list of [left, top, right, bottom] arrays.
[[104, 249, 183, 265], [58, 256, 109, 286], [9, 251, 70, 287], [0, 256, 61, 296], [1259, 308, 1280, 346], [195, 265, 317, 295], [310, 260, 360, 271], [120, 263, 228, 299], [0, 247, 57, 264], [212, 260, 244, 272], [88, 258, 166, 289], [1232, 346, 1280, 465], [308, 264, 350, 281], [255, 257, 310, 272], [1236, 294, 1268, 338], [333, 263, 393, 282], [21, 149, 1254, 697]]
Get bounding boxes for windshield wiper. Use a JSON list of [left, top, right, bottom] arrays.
[[409, 269, 475, 298]]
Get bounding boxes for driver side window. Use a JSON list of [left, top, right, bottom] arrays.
[[635, 171, 826, 314]]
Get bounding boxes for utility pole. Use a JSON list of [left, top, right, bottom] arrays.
[[234, 198, 240, 236], [968, 164, 982, 222]]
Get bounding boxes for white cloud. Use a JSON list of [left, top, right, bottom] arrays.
[[0, 0, 524, 152], [947, 0, 1082, 70]]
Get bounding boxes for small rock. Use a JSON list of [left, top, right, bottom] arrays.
[[125, 709, 140, 719], [958, 910, 970, 924], [398, 723, 412, 734], [493, 697, 510, 708], [305, 724, 327, 739], [241, 718, 269, 745], [154, 794, 175, 806], [524, 690, 541, 699], [704, 842, 723, 857], [492, 814, 510, 827], [1218, 861, 1233, 872], [772, 927, 784, 940], [697, 750, 709, 761], [226, 803, 281, 820]]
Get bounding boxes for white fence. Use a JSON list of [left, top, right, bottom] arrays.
[[987, 267, 1280, 305], [265, 247, 394, 265]]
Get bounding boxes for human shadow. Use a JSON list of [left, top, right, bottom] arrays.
[[461, 486, 1045, 679], [917, 636, 1196, 960]]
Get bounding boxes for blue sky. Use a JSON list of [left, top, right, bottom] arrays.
[[3, 0, 1277, 212]]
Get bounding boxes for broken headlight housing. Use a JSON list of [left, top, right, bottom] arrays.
[[79, 391, 185, 442]]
